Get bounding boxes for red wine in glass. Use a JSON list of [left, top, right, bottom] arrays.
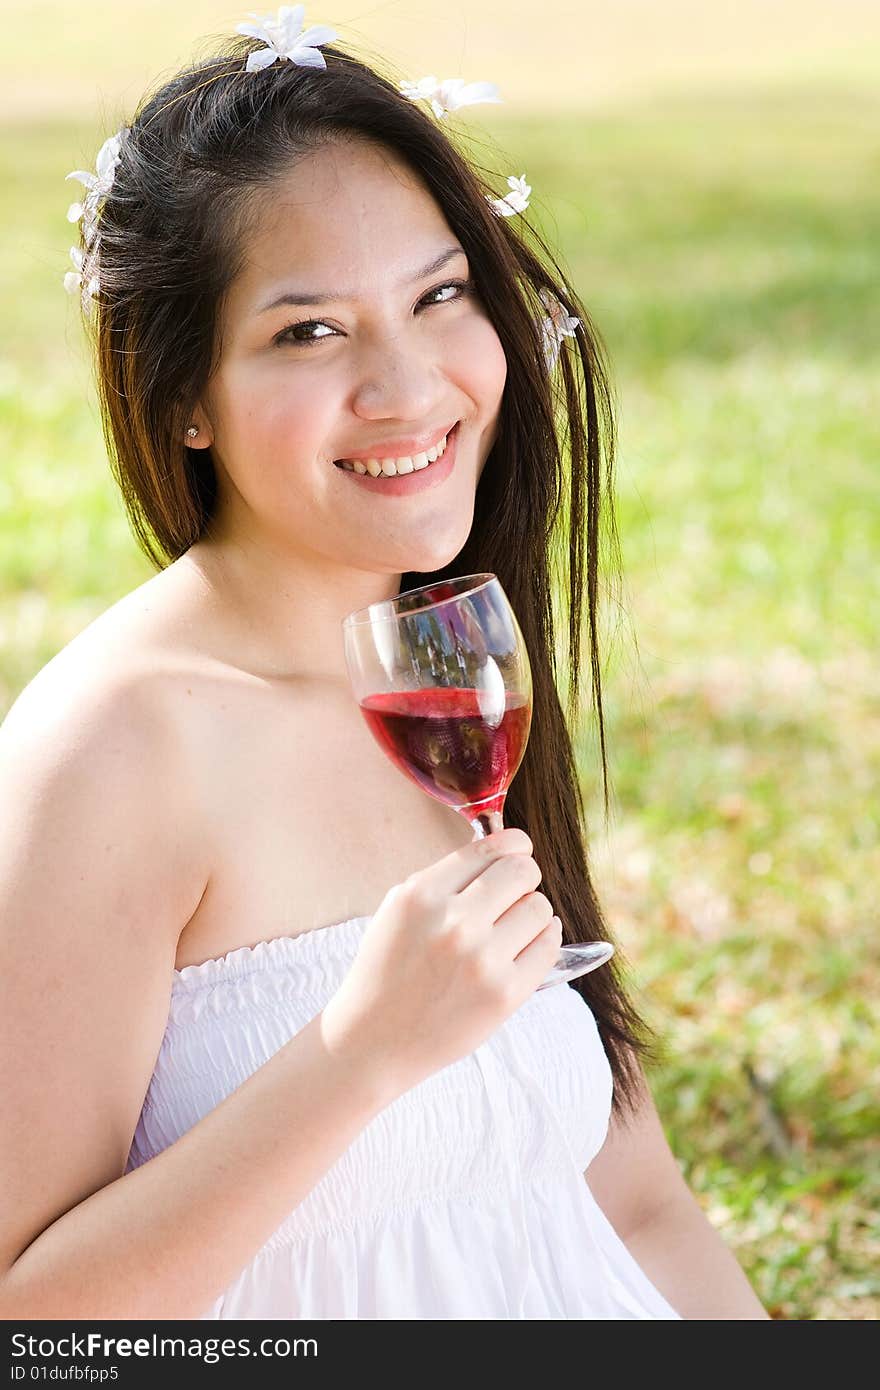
[[342, 573, 614, 989], [359, 686, 531, 821]]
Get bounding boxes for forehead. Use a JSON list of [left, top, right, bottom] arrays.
[[232, 139, 454, 302]]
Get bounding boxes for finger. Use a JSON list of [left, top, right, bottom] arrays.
[[418, 826, 533, 898], [510, 916, 562, 981], [486, 891, 555, 964], [457, 847, 542, 930]]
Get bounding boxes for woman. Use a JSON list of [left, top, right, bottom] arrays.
[[0, 14, 769, 1319]]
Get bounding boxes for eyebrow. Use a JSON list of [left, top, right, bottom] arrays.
[[255, 246, 468, 314]]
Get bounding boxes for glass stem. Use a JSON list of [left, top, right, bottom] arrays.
[[468, 809, 506, 838]]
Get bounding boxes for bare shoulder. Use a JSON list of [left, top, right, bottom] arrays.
[[3, 558, 209, 740], [0, 565, 214, 933], [4, 559, 202, 717]]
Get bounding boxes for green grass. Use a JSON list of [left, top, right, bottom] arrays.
[[1, 77, 878, 1320]]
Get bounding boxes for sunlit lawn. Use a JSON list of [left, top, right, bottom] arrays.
[[1, 76, 877, 1319]]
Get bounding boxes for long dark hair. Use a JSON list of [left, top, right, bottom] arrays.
[[72, 33, 662, 1119]]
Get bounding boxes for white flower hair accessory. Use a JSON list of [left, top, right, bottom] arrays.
[[399, 75, 502, 120], [538, 288, 581, 369], [62, 246, 100, 302], [63, 126, 128, 307], [488, 173, 531, 218], [65, 128, 127, 248], [236, 5, 338, 72]]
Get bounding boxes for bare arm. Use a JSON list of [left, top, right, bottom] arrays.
[[0, 667, 392, 1321], [4, 1010, 390, 1320], [621, 1189, 771, 1319], [586, 1060, 769, 1319]]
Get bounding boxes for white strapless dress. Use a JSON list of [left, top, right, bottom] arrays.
[[124, 915, 682, 1320]]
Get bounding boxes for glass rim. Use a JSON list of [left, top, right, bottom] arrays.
[[342, 573, 497, 628]]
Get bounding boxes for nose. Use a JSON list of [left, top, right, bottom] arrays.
[[349, 331, 445, 424]]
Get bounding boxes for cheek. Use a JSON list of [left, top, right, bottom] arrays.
[[212, 359, 336, 473], [452, 315, 507, 409]]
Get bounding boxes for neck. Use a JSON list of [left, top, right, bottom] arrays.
[[178, 532, 404, 684]]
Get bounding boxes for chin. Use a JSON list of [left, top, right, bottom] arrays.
[[407, 523, 475, 575]]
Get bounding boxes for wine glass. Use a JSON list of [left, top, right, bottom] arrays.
[[341, 573, 614, 989]]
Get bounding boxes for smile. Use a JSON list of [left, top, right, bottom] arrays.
[[332, 421, 461, 497]]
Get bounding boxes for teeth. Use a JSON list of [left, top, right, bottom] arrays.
[[339, 429, 450, 476]]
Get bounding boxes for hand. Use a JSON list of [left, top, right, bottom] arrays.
[[321, 827, 560, 1102]]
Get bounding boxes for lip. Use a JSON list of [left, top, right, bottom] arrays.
[[335, 420, 456, 463], [333, 421, 460, 497]]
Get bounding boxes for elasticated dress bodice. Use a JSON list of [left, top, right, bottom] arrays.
[[124, 915, 681, 1320]]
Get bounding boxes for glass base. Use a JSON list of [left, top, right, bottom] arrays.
[[536, 942, 615, 990]]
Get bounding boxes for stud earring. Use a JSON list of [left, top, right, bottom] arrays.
[[186, 426, 199, 439]]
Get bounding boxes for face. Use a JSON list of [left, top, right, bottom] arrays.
[[191, 138, 508, 579]]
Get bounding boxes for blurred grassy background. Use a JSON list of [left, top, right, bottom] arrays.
[[2, 1, 878, 1320]]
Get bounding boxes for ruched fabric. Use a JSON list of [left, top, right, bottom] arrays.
[[125, 915, 682, 1319]]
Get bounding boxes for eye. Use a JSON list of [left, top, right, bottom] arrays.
[[273, 278, 475, 348], [419, 278, 473, 307]]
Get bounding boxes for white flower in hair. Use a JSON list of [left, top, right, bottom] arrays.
[[488, 173, 531, 218], [399, 74, 502, 120], [538, 288, 580, 369], [62, 245, 100, 304], [65, 128, 127, 245], [236, 4, 338, 71]]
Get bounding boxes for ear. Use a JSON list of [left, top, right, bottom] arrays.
[[184, 402, 214, 449]]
